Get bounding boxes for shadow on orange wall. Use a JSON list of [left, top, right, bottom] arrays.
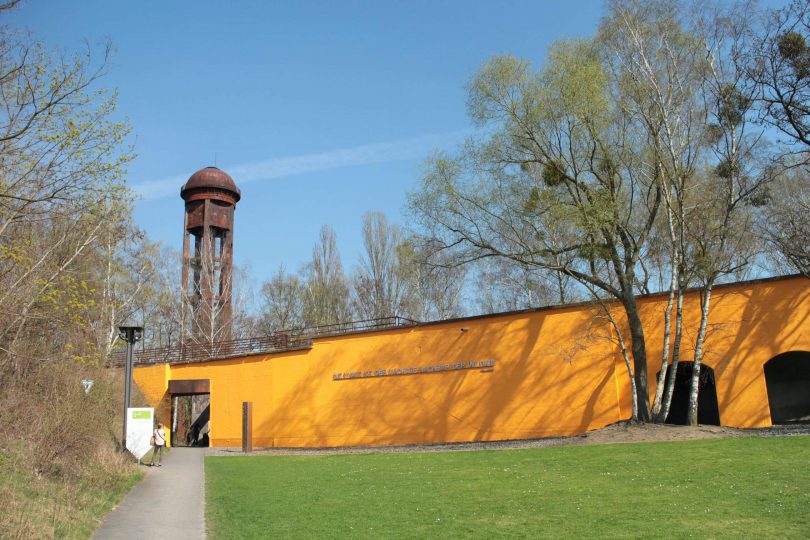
[[133, 276, 810, 447]]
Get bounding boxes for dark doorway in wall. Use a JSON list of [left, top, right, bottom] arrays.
[[657, 362, 721, 425], [172, 394, 210, 447], [764, 351, 810, 424], [168, 379, 210, 447]]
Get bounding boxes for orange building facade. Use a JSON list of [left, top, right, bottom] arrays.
[[133, 275, 810, 448]]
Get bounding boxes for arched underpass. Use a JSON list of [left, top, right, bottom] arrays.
[[658, 362, 721, 425], [764, 351, 810, 424]]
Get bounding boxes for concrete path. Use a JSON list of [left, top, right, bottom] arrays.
[[94, 448, 206, 539]]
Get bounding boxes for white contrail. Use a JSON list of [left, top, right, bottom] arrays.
[[131, 129, 470, 201]]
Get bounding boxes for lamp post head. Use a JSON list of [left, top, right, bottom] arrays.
[[118, 326, 144, 343]]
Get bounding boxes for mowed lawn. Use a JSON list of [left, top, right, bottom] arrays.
[[206, 436, 810, 539]]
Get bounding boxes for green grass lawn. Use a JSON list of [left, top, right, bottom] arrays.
[[206, 436, 810, 539]]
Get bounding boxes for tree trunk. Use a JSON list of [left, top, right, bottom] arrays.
[[657, 285, 684, 423], [687, 284, 713, 426], [652, 262, 678, 417], [622, 294, 651, 422], [603, 304, 639, 421]]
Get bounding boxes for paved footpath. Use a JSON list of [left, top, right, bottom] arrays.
[[94, 448, 206, 539]]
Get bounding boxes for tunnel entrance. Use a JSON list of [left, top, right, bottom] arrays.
[[657, 362, 720, 425], [168, 379, 210, 447], [764, 351, 810, 424]]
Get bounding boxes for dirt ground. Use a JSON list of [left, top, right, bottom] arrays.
[[206, 422, 810, 457], [566, 421, 810, 446]]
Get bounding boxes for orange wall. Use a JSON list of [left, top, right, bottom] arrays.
[[636, 276, 810, 427], [134, 276, 810, 447]]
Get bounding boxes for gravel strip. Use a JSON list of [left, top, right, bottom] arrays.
[[205, 423, 810, 457], [206, 436, 574, 457]]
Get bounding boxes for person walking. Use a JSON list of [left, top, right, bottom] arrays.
[[150, 422, 166, 467]]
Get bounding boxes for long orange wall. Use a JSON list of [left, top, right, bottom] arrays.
[[134, 276, 810, 447]]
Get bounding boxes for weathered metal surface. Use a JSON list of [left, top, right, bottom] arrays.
[[180, 166, 241, 202], [293, 316, 418, 339], [242, 402, 253, 453], [181, 168, 239, 344], [168, 379, 210, 394], [117, 332, 313, 365], [110, 316, 417, 366]]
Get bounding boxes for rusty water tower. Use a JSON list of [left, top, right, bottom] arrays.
[[180, 167, 241, 343]]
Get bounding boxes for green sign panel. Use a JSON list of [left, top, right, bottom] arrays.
[[131, 410, 152, 420]]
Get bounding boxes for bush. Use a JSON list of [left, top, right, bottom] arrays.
[[0, 359, 144, 537]]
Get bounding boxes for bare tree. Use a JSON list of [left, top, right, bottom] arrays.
[[473, 257, 575, 314], [764, 169, 810, 276], [184, 232, 234, 346], [136, 245, 185, 349], [302, 226, 351, 326], [180, 232, 255, 347], [739, 0, 810, 276], [398, 237, 467, 321], [743, 0, 810, 163], [257, 266, 305, 332], [94, 213, 158, 359], [351, 212, 411, 320]]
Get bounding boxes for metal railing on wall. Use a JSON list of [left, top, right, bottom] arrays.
[[109, 316, 418, 366], [293, 316, 418, 339]]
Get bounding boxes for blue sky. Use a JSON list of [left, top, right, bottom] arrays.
[[7, 1, 603, 284]]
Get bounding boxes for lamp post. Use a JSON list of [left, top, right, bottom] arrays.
[[119, 325, 143, 451]]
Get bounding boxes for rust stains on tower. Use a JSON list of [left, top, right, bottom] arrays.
[[180, 167, 241, 345]]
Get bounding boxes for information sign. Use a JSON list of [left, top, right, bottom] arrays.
[[126, 407, 154, 460]]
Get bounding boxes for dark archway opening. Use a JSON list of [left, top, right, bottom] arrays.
[[171, 394, 210, 447], [657, 362, 720, 425], [764, 351, 810, 424]]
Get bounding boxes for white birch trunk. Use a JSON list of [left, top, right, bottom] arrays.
[[657, 282, 684, 423], [687, 284, 713, 426]]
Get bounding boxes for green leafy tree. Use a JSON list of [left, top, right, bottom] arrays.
[[410, 39, 662, 420], [409, 0, 772, 423], [0, 20, 132, 383]]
